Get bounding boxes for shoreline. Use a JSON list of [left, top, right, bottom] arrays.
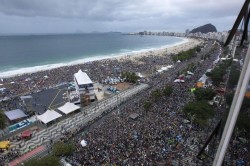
[[0, 37, 200, 79]]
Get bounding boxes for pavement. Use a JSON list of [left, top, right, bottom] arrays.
[[9, 145, 46, 166]]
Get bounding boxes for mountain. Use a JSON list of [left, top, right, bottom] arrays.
[[190, 24, 217, 33]]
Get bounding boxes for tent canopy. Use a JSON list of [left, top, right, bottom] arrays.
[[37, 110, 62, 124], [129, 113, 139, 120], [74, 70, 93, 85], [21, 130, 32, 138], [198, 74, 208, 84], [0, 141, 10, 149], [57, 102, 80, 114], [20, 96, 33, 100], [4, 109, 27, 121], [196, 82, 204, 88]]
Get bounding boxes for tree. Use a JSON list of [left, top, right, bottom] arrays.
[[24, 155, 60, 166], [226, 93, 250, 111], [207, 59, 232, 86], [0, 111, 6, 129], [196, 46, 201, 52], [53, 142, 75, 156], [228, 67, 240, 88], [163, 85, 173, 96], [183, 101, 214, 126], [225, 93, 250, 132], [194, 88, 216, 101], [225, 93, 234, 106], [236, 113, 250, 132], [143, 101, 152, 114], [151, 89, 162, 101], [209, 68, 225, 86], [121, 72, 139, 83], [172, 47, 197, 62]]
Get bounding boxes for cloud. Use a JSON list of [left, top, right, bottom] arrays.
[[0, 0, 245, 33]]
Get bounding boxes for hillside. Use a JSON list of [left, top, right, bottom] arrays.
[[190, 24, 217, 33]]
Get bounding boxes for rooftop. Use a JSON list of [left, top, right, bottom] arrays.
[[74, 70, 93, 85]]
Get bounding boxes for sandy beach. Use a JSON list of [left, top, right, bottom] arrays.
[[116, 38, 201, 62]]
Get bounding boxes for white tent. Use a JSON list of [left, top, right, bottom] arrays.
[[37, 110, 62, 124], [74, 70, 93, 85], [161, 67, 168, 71], [177, 60, 181, 63], [187, 71, 194, 75], [198, 74, 208, 84], [174, 79, 185, 83], [167, 65, 173, 69], [81, 139, 87, 147], [136, 72, 144, 78], [57, 102, 80, 115], [157, 69, 163, 73]]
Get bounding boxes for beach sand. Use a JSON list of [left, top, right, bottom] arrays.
[[115, 38, 201, 62]]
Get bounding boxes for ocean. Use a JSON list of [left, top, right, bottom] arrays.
[[0, 33, 187, 78]]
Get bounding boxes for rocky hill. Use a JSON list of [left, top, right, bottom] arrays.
[[190, 23, 217, 33]]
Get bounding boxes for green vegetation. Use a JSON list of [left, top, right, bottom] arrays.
[[225, 93, 250, 132], [0, 111, 6, 129], [178, 63, 197, 75], [201, 53, 211, 60], [206, 59, 232, 86], [183, 101, 214, 126], [237, 113, 250, 132], [143, 101, 152, 113], [53, 142, 75, 156], [196, 46, 202, 52], [226, 93, 250, 111], [172, 47, 197, 62], [151, 89, 162, 101], [121, 72, 140, 83], [194, 88, 216, 101], [24, 142, 75, 166], [163, 85, 173, 96], [228, 67, 240, 88], [23, 155, 60, 166], [225, 93, 234, 106]]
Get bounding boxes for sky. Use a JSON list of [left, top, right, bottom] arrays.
[[0, 0, 245, 34]]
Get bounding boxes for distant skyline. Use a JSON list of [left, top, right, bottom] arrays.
[[0, 0, 244, 34]]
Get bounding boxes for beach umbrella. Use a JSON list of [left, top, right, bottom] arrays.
[[80, 139, 87, 147]]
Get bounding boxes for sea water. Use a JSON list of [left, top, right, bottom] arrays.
[[0, 33, 187, 77]]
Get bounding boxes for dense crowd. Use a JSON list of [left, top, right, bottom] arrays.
[[0, 149, 20, 165], [62, 41, 224, 165], [0, 52, 172, 98]]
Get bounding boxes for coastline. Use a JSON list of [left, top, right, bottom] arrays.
[[0, 37, 200, 79]]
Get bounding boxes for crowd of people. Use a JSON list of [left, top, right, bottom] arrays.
[[61, 41, 224, 165], [0, 39, 249, 165], [0, 51, 173, 99]]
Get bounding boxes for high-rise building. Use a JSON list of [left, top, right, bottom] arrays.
[[185, 29, 190, 36]]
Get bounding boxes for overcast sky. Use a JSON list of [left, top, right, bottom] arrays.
[[0, 0, 245, 34]]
